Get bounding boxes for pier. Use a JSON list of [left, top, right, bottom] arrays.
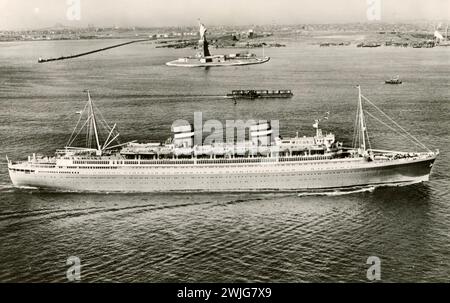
[[37, 39, 150, 63]]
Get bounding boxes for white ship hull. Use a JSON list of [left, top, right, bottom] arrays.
[[7, 88, 438, 193], [8, 156, 436, 192]]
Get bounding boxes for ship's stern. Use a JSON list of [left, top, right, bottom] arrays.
[[6, 158, 35, 188], [7, 160, 21, 187]]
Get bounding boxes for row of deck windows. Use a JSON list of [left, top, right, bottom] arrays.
[[68, 155, 336, 166]]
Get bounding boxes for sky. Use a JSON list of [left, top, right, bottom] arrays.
[[0, 0, 449, 30]]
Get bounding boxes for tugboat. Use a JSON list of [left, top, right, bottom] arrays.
[[166, 20, 270, 67], [385, 75, 402, 84], [226, 90, 293, 99]]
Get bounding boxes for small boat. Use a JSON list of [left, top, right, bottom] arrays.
[[385, 75, 402, 84], [226, 89, 293, 99]]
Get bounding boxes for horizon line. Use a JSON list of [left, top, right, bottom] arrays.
[[1, 18, 448, 32]]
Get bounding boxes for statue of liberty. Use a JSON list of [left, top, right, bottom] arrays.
[[198, 19, 211, 57]]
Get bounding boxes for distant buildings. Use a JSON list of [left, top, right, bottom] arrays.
[[0, 22, 446, 43]]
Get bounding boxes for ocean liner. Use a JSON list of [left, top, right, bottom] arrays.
[[165, 20, 270, 67], [7, 87, 438, 192]]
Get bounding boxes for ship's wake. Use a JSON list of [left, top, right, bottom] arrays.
[[4, 180, 425, 196], [297, 186, 376, 197], [0, 184, 20, 193], [297, 181, 423, 197]]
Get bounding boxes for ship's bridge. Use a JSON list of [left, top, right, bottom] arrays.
[[277, 131, 336, 151]]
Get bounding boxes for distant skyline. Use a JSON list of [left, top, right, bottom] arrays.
[[0, 0, 449, 30]]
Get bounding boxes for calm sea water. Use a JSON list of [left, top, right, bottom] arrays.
[[0, 39, 449, 282]]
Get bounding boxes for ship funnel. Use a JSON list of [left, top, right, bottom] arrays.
[[172, 124, 194, 148], [250, 122, 272, 146]]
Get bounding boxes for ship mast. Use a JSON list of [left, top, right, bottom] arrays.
[[358, 85, 366, 151], [87, 90, 102, 155], [65, 91, 128, 155]]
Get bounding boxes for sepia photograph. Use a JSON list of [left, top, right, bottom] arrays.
[[0, 0, 449, 290]]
